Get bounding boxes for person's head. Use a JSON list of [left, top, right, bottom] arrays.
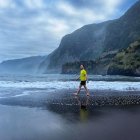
[[80, 65, 84, 70]]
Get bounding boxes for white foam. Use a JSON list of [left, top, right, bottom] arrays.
[[0, 81, 140, 91]]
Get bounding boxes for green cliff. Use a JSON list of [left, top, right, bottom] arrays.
[[108, 40, 140, 76]]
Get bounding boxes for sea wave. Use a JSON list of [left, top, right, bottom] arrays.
[[0, 80, 140, 91]]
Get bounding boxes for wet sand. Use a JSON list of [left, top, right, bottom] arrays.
[[0, 90, 140, 140]]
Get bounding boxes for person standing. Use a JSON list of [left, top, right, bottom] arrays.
[[74, 65, 90, 96]]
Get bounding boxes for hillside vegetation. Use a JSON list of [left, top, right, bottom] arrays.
[[108, 39, 140, 76]]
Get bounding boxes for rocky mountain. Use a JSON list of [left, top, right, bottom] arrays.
[[41, 0, 140, 72], [46, 21, 111, 70], [0, 56, 47, 74]]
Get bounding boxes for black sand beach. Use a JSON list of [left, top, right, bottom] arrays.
[[0, 89, 140, 140]]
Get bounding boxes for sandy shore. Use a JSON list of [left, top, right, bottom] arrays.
[[0, 89, 140, 140]]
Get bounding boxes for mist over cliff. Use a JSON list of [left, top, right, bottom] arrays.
[[0, 56, 47, 74]]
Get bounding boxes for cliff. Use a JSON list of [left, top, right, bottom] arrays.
[[62, 40, 140, 77]]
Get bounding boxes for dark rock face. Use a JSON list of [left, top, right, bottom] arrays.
[[62, 51, 117, 75], [62, 60, 96, 74], [41, 0, 140, 71], [107, 40, 140, 76]]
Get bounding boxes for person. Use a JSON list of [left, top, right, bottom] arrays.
[[74, 65, 90, 96]]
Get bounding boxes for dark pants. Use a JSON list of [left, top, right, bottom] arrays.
[[80, 81, 86, 86]]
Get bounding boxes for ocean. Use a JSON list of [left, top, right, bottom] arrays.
[[0, 74, 140, 98]]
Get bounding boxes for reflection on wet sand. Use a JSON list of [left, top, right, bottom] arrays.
[[75, 96, 89, 122]]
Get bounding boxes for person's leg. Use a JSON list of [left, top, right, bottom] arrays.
[[83, 85, 90, 96], [86, 96, 90, 105], [74, 85, 82, 95]]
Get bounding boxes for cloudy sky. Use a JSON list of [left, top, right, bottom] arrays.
[[0, 0, 138, 62]]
